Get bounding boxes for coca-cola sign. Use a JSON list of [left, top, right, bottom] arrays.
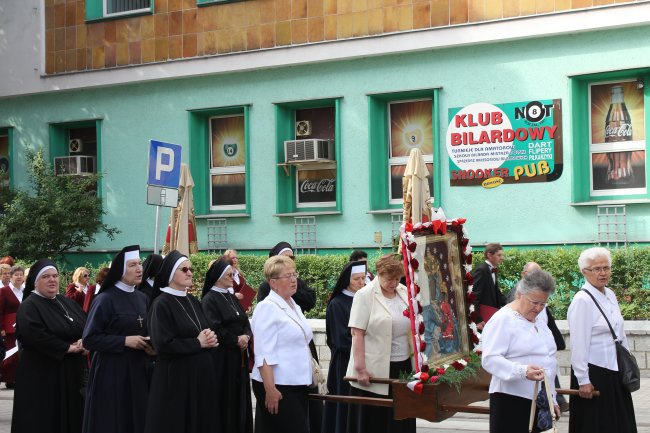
[[605, 123, 632, 140], [297, 171, 336, 204]]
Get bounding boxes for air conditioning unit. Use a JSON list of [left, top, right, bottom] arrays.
[[54, 156, 95, 176], [295, 120, 312, 137], [284, 139, 335, 163], [69, 138, 83, 153]]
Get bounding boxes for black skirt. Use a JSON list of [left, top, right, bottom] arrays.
[[490, 392, 546, 433], [569, 364, 637, 433], [252, 380, 309, 433], [345, 359, 416, 433]]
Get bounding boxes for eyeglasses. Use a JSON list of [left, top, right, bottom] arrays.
[[584, 266, 611, 274], [272, 272, 299, 280], [82, 274, 89, 278], [179, 266, 193, 274], [524, 296, 547, 308]]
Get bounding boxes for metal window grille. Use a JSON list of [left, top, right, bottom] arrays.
[[597, 205, 627, 248], [107, 0, 150, 14], [294, 216, 317, 255], [206, 218, 228, 253]]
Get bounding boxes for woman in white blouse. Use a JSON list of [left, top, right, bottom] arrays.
[[482, 269, 559, 433], [567, 247, 637, 433], [346, 253, 415, 433], [251, 255, 312, 433]]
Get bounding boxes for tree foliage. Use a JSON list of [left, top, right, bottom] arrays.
[[0, 149, 119, 261]]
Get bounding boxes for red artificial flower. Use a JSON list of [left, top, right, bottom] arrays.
[[414, 284, 420, 295], [429, 375, 439, 384], [420, 364, 429, 373], [470, 311, 479, 322], [418, 322, 425, 334], [471, 332, 480, 345], [467, 292, 476, 303], [410, 258, 419, 270], [440, 223, 447, 235], [457, 218, 467, 224], [451, 361, 465, 371], [419, 372, 430, 382], [475, 349, 482, 356], [466, 273, 474, 285], [436, 367, 446, 375], [461, 237, 469, 248], [420, 341, 427, 352], [432, 220, 441, 234], [405, 222, 413, 232], [416, 301, 422, 312], [465, 254, 473, 265], [408, 242, 417, 252], [402, 308, 410, 318]]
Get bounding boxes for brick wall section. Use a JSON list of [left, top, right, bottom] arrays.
[[307, 319, 650, 378], [44, 0, 639, 74]]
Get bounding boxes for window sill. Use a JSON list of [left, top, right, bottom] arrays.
[[367, 209, 402, 214], [570, 199, 650, 206], [273, 211, 341, 217], [195, 213, 250, 218]]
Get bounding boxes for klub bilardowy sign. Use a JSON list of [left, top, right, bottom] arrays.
[[446, 99, 563, 188]]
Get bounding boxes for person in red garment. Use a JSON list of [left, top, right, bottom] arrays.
[[0, 265, 25, 388], [65, 267, 91, 308]]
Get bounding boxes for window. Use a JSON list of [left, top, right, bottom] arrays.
[[48, 120, 101, 191], [274, 99, 341, 214], [188, 106, 250, 216], [86, 0, 152, 22], [209, 114, 246, 210], [571, 69, 649, 203], [387, 99, 434, 204], [368, 89, 440, 211]]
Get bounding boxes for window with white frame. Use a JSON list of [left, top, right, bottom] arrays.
[[588, 79, 646, 196], [209, 114, 246, 210], [388, 99, 434, 204]]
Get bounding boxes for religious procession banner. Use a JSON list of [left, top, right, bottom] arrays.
[[446, 99, 563, 188]]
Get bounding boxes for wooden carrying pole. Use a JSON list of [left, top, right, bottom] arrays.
[[308, 375, 600, 422]]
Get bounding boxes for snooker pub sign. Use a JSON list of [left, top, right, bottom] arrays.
[[446, 99, 563, 188]]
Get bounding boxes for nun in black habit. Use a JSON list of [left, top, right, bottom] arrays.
[[257, 242, 316, 312], [257, 241, 321, 433], [144, 250, 220, 433], [201, 257, 253, 433], [322, 261, 367, 433], [82, 245, 153, 433], [11, 259, 87, 433], [138, 253, 163, 301]]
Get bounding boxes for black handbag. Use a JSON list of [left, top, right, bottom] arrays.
[[581, 289, 640, 393]]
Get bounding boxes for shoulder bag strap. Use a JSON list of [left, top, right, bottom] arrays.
[[267, 298, 309, 344], [580, 289, 619, 342], [529, 379, 539, 433]]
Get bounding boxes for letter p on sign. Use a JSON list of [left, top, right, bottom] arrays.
[[148, 140, 182, 188]]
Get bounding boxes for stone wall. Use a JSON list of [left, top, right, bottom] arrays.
[[308, 319, 650, 378]]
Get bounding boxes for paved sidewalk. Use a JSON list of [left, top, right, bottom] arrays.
[[0, 377, 647, 432]]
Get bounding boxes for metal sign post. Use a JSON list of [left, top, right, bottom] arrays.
[[147, 140, 182, 254]]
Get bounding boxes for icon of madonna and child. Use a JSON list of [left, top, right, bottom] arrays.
[[412, 232, 470, 365]]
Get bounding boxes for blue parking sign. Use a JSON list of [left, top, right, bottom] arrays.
[[148, 140, 182, 188]]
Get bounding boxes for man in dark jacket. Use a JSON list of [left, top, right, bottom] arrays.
[[471, 242, 505, 330]]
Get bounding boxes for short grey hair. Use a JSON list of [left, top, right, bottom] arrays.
[[516, 269, 556, 296], [578, 247, 611, 272]]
